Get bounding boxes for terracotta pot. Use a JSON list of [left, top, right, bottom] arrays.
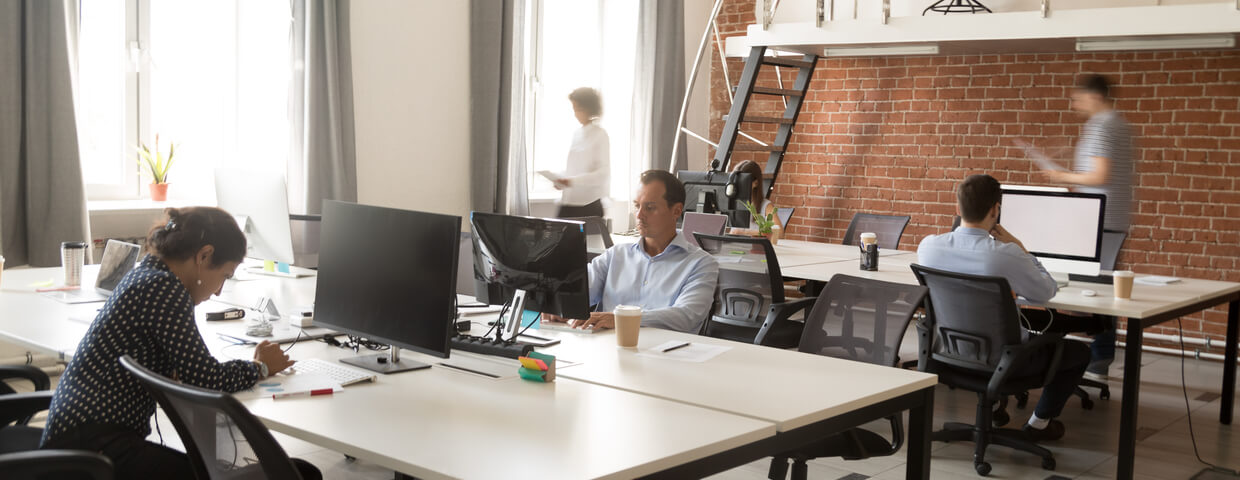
[[149, 183, 170, 201]]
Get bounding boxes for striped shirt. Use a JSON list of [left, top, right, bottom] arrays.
[[42, 255, 262, 446], [1074, 110, 1134, 232]]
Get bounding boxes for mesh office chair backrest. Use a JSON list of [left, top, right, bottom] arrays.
[[561, 216, 613, 250], [909, 264, 1024, 372], [798, 275, 928, 368], [1100, 230, 1126, 271], [118, 356, 305, 480], [842, 213, 911, 250], [694, 233, 784, 328]]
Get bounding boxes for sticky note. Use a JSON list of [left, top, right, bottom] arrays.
[[521, 309, 540, 328], [518, 357, 548, 370], [263, 260, 276, 272], [277, 262, 291, 273]]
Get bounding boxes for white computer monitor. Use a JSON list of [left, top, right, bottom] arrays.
[[999, 188, 1107, 278], [214, 168, 296, 265]]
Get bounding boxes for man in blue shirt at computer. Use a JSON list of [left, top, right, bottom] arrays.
[[918, 174, 1090, 441], [545, 170, 719, 333]]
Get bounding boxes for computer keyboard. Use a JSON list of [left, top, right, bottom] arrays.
[[536, 321, 604, 334], [290, 358, 377, 386]]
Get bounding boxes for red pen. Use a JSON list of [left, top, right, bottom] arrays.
[[272, 388, 335, 400], [36, 285, 81, 293]]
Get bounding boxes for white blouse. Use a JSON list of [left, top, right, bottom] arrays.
[[560, 121, 610, 206]]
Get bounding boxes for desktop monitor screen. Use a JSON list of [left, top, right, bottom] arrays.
[[214, 168, 296, 264], [999, 189, 1106, 274], [314, 200, 460, 359], [470, 212, 589, 320], [677, 170, 756, 228]]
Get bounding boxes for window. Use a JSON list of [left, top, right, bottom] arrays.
[[77, 0, 292, 201], [525, 0, 639, 207]]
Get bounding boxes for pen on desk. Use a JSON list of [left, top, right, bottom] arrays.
[[217, 333, 256, 345], [519, 333, 552, 342], [438, 362, 500, 379], [272, 388, 335, 400], [662, 342, 691, 353]]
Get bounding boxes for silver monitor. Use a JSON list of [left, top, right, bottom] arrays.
[[999, 188, 1106, 278], [214, 168, 296, 264]]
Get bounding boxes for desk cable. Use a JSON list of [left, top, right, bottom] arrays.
[[1018, 308, 1054, 336], [1177, 318, 1240, 476]]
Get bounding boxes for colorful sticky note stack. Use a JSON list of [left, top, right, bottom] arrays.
[[517, 351, 555, 382]]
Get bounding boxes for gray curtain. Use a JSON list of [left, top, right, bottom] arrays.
[[0, 0, 91, 267], [470, 0, 529, 215], [633, 0, 687, 173], [289, 0, 357, 215]]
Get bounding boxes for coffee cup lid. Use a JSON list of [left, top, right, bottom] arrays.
[[61, 241, 87, 249], [613, 305, 642, 314], [1113, 270, 1134, 277]]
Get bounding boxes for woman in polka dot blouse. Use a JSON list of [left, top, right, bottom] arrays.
[[41, 207, 297, 477]]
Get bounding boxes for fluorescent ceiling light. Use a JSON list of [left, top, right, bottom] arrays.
[[823, 44, 939, 57], [1076, 35, 1235, 52]]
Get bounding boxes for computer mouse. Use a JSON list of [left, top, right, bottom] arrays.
[[1081, 289, 1097, 297]]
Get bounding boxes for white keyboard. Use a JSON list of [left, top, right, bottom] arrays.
[[290, 358, 376, 386], [536, 321, 604, 335]]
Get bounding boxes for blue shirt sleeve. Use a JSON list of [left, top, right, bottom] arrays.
[[639, 253, 719, 333]]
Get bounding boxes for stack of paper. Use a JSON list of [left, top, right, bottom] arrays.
[[1136, 275, 1181, 286]]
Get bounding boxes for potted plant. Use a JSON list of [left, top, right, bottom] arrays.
[[742, 200, 779, 246], [137, 135, 176, 201]]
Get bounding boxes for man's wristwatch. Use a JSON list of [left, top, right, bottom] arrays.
[[252, 360, 269, 378]]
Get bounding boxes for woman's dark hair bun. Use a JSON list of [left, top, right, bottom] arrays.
[[145, 207, 246, 267]]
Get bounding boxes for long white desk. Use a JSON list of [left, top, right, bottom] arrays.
[[774, 255, 1240, 480], [0, 265, 937, 479]]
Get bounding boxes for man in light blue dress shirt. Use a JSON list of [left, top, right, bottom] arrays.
[[918, 174, 1090, 442], [545, 170, 719, 333]]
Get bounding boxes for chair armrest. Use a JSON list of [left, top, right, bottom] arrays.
[[0, 366, 51, 392], [0, 449, 113, 480], [986, 332, 1067, 398], [755, 296, 817, 346], [0, 391, 54, 426]]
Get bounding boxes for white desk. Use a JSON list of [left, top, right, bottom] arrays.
[[240, 343, 775, 480], [0, 265, 937, 479], [774, 257, 1240, 480]]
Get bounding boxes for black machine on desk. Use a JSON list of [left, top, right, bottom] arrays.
[[676, 170, 759, 229]]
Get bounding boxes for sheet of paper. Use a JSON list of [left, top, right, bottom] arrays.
[[537, 170, 564, 182], [1135, 275, 1181, 286], [1018, 144, 1067, 172], [233, 372, 342, 400], [637, 341, 731, 363]]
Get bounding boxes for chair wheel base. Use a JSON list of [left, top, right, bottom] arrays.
[[1042, 457, 1056, 470], [975, 461, 992, 476]]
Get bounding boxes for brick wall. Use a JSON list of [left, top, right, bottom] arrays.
[[708, 1, 1240, 348]]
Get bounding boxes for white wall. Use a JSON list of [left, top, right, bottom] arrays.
[[684, 0, 715, 172], [350, 1, 472, 220]]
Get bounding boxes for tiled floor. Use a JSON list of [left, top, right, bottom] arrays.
[[10, 346, 1239, 479]]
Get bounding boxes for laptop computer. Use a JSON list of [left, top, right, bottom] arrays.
[[44, 240, 142, 304], [681, 212, 728, 248], [775, 207, 795, 228]]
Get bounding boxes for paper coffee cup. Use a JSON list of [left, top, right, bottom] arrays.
[[1113, 270, 1134, 299], [859, 232, 877, 246], [614, 305, 642, 348]]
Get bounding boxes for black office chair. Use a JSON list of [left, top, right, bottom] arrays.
[[562, 216, 613, 260], [950, 215, 961, 232], [842, 213, 911, 250], [0, 449, 114, 480], [118, 356, 321, 480], [768, 275, 928, 480], [694, 233, 815, 348], [910, 264, 1065, 476], [0, 365, 53, 453]]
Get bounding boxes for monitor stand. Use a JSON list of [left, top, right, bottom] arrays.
[[341, 347, 431, 374], [498, 289, 530, 342]]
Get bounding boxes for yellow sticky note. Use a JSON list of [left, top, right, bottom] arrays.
[[518, 356, 547, 371], [263, 260, 276, 272]]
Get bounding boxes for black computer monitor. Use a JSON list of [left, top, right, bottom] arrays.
[[314, 200, 461, 374], [470, 212, 589, 340], [676, 170, 756, 228]]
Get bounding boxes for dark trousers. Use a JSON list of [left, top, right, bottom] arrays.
[[43, 424, 194, 478], [45, 423, 323, 480], [557, 199, 604, 218], [1015, 309, 1091, 419]]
